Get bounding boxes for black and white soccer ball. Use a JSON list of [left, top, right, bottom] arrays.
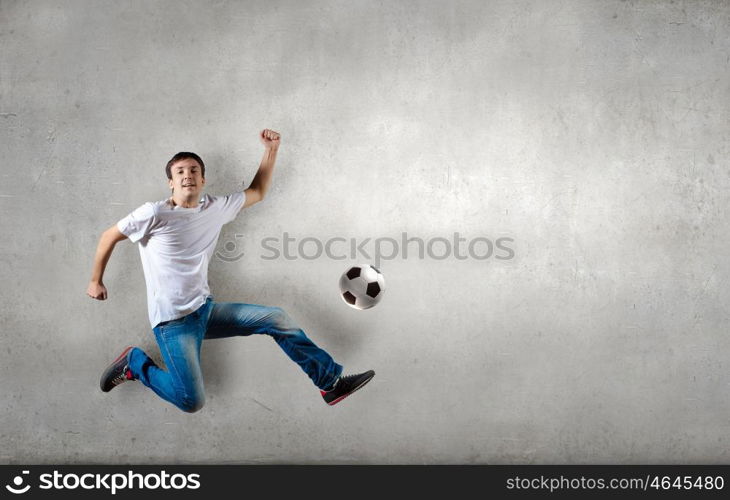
[[339, 264, 385, 310]]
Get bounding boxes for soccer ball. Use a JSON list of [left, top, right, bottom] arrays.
[[339, 264, 385, 310]]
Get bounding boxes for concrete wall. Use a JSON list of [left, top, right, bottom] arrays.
[[1, 0, 729, 463]]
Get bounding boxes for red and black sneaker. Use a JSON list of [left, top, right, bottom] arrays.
[[100, 346, 135, 392], [321, 370, 375, 406]]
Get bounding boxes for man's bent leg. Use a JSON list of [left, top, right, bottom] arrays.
[[205, 302, 343, 391], [127, 317, 207, 413]]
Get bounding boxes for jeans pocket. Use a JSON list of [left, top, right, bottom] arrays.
[[157, 316, 187, 330]]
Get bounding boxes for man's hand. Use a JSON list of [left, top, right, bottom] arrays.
[[259, 129, 281, 150], [87, 281, 108, 300]]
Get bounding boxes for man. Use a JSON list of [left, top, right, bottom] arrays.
[[86, 129, 374, 413]]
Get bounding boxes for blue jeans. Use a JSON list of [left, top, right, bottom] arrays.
[[126, 297, 343, 413]]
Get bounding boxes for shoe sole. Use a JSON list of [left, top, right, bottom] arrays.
[[100, 346, 133, 392], [326, 372, 375, 406]]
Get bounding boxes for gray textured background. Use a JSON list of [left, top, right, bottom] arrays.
[[1, 0, 729, 464]]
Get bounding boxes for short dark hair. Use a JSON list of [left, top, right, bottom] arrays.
[[165, 152, 206, 179]]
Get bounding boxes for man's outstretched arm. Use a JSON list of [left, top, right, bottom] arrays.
[[86, 225, 128, 300], [244, 128, 281, 208]]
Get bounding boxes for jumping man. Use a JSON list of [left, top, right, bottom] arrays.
[[86, 129, 374, 412]]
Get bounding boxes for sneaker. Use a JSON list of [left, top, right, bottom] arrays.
[[100, 346, 135, 392], [321, 370, 375, 406]]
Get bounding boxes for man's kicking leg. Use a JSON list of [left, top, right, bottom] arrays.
[[205, 301, 374, 405]]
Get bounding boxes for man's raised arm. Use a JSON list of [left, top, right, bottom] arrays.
[[243, 128, 281, 208], [86, 225, 128, 300]]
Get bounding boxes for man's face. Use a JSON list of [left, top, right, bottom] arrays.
[[168, 158, 205, 198]]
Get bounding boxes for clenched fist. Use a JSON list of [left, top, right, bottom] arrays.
[[260, 129, 281, 150], [87, 281, 108, 300]]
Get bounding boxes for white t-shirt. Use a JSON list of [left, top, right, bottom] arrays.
[[116, 191, 246, 328]]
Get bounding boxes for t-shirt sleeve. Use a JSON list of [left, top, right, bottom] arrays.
[[217, 191, 246, 224], [116, 202, 157, 243]]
